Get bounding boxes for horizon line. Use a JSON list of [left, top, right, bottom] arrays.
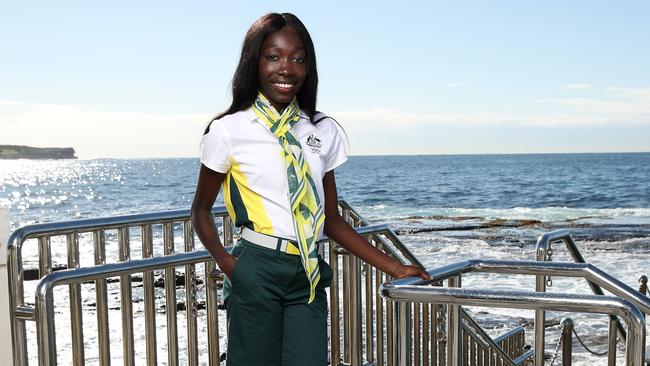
[[8, 150, 646, 161]]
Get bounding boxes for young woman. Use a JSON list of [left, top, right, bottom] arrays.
[[191, 12, 430, 366]]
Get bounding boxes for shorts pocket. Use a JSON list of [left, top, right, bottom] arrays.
[[317, 257, 333, 288], [230, 245, 249, 288]]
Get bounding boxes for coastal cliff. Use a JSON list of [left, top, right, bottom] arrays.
[[0, 145, 77, 159]]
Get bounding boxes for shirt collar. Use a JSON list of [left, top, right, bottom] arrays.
[[244, 107, 258, 122]]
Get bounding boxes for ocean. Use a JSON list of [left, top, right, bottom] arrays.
[[1, 152, 649, 365]]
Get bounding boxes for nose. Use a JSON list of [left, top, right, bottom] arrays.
[[277, 58, 295, 76]]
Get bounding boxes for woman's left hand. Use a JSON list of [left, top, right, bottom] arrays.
[[391, 264, 431, 281]]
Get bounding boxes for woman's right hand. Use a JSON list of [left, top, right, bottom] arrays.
[[217, 252, 238, 278], [391, 263, 431, 281], [191, 165, 234, 276]]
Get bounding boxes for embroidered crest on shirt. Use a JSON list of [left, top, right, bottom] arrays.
[[306, 134, 322, 154]]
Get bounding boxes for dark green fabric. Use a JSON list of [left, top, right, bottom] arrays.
[[223, 238, 333, 366], [228, 175, 250, 229]]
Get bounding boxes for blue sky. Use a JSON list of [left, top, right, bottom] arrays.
[[1, 1, 649, 158]]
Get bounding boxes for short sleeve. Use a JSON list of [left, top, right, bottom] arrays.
[[200, 120, 231, 173], [323, 119, 348, 172]]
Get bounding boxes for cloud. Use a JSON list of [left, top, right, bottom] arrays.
[[448, 83, 463, 88], [337, 110, 622, 127], [2, 85, 648, 158], [338, 86, 650, 128], [560, 87, 650, 118], [563, 83, 592, 89], [0, 100, 212, 158]]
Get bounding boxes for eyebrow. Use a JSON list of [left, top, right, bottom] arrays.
[[264, 44, 305, 51]]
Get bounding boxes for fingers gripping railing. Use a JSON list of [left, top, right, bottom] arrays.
[[381, 259, 649, 366]]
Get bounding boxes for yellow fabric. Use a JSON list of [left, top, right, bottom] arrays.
[[285, 242, 301, 255], [224, 156, 274, 235]]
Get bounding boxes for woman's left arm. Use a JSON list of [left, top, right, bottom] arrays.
[[322, 171, 431, 280]]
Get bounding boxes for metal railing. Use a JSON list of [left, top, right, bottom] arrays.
[[329, 201, 528, 366], [535, 230, 650, 366], [559, 318, 574, 366], [536, 229, 627, 366], [7, 206, 233, 366], [6, 199, 534, 366], [8, 200, 426, 365], [459, 311, 532, 366], [380, 259, 649, 366], [460, 311, 534, 365]]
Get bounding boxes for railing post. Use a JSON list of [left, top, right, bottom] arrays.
[[350, 254, 364, 366], [342, 246, 352, 364], [447, 276, 462, 366], [36, 283, 57, 366], [67, 232, 85, 366], [183, 220, 199, 366], [560, 318, 573, 366], [0, 207, 14, 366], [534, 279, 546, 366], [141, 224, 158, 366], [163, 222, 179, 366], [535, 242, 548, 366], [93, 230, 110, 365], [118, 227, 135, 366], [607, 316, 617, 366], [393, 301, 412, 366]]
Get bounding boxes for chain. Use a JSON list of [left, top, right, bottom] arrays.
[[548, 322, 564, 366], [548, 321, 612, 366], [544, 247, 554, 287], [572, 327, 610, 356], [436, 304, 446, 342], [188, 264, 197, 318]]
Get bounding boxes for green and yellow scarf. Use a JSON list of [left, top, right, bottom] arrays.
[[252, 92, 324, 303]]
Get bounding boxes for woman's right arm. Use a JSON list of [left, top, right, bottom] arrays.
[[190, 164, 236, 277]]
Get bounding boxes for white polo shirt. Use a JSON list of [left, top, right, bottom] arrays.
[[200, 107, 348, 241]]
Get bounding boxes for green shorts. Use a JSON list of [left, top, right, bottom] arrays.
[[223, 238, 333, 366]]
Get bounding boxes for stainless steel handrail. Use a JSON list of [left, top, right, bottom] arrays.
[[31, 223, 403, 366], [6, 206, 231, 366], [331, 219, 534, 365], [536, 229, 629, 365], [35, 250, 212, 366], [400, 259, 650, 315], [381, 259, 649, 366], [337, 198, 424, 268], [8, 199, 540, 366], [325, 220, 433, 366], [10, 208, 222, 242], [461, 310, 533, 365], [11, 200, 428, 366]]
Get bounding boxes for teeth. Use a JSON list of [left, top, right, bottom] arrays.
[[273, 83, 294, 89]]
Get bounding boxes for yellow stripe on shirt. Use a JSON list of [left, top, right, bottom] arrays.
[[226, 156, 274, 236]]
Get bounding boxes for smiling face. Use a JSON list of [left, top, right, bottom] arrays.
[[258, 26, 307, 112]]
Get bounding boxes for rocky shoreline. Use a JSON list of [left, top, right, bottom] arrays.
[[0, 145, 76, 159]]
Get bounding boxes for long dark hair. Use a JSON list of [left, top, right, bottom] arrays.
[[212, 13, 318, 126]]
